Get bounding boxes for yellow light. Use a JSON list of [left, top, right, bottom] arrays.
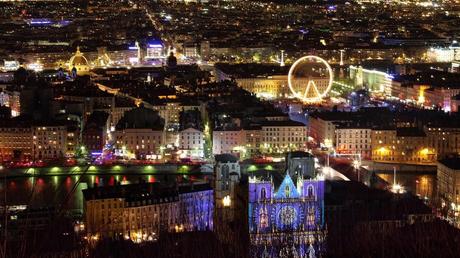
[[378, 147, 389, 155], [391, 184, 405, 194], [420, 148, 430, 155], [223, 195, 231, 207]]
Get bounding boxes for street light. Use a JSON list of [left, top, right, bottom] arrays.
[[222, 195, 231, 207], [352, 159, 361, 182], [391, 167, 405, 194]]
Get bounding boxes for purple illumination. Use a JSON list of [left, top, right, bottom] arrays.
[[91, 151, 102, 156], [57, 20, 71, 27], [248, 175, 325, 257], [299, 29, 309, 34], [179, 187, 214, 231], [29, 19, 52, 25], [147, 39, 163, 48]]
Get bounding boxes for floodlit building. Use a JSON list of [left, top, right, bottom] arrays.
[[179, 127, 204, 158], [83, 182, 213, 241], [212, 129, 244, 155], [260, 120, 307, 154], [248, 173, 326, 257], [0, 123, 32, 161], [68, 47, 90, 76], [33, 125, 67, 160], [214, 154, 240, 211], [437, 158, 460, 211], [371, 128, 436, 165], [145, 40, 165, 59], [335, 125, 372, 159], [113, 107, 165, 159]]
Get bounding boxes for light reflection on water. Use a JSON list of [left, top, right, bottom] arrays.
[[377, 172, 436, 200], [0, 174, 195, 213]]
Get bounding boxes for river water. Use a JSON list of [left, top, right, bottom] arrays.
[[0, 173, 205, 215], [377, 172, 436, 200]]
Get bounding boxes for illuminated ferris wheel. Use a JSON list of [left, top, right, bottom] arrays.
[[287, 55, 333, 103]]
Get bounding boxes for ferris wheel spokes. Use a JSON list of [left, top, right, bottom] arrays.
[[288, 55, 333, 103]]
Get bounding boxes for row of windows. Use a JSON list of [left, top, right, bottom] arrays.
[[337, 139, 369, 144], [0, 128, 30, 132], [263, 137, 304, 142], [338, 144, 370, 149], [116, 136, 161, 140], [181, 136, 203, 140], [265, 132, 302, 136], [264, 127, 304, 131]]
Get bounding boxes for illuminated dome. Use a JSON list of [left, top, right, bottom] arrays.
[[69, 47, 90, 75]]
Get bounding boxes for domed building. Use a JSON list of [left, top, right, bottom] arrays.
[[68, 47, 90, 76]]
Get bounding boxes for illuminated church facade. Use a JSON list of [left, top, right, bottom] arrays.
[[248, 173, 326, 258]]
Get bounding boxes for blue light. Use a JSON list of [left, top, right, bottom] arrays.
[[29, 19, 52, 25]]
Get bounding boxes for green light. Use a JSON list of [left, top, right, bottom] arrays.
[[72, 166, 81, 172], [53, 175, 58, 185], [88, 166, 97, 172], [247, 165, 257, 172], [113, 165, 122, 172], [51, 167, 61, 173], [265, 165, 274, 171], [178, 165, 189, 173], [143, 165, 154, 173]]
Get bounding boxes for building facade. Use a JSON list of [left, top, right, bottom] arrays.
[[335, 126, 372, 159], [212, 129, 244, 155], [33, 125, 67, 160], [260, 121, 307, 154], [114, 129, 164, 159], [248, 174, 326, 257], [371, 128, 436, 165], [437, 158, 460, 211], [0, 125, 32, 161], [83, 183, 213, 242], [179, 127, 204, 158]]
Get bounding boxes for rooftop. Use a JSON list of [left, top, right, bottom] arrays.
[[83, 182, 212, 204], [438, 157, 460, 170]]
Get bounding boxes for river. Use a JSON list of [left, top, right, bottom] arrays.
[[0, 166, 210, 216], [377, 171, 436, 201]]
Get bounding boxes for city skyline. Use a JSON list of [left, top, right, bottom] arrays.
[[0, 0, 460, 257]]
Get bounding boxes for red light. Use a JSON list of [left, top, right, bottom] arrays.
[[109, 176, 115, 186]]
